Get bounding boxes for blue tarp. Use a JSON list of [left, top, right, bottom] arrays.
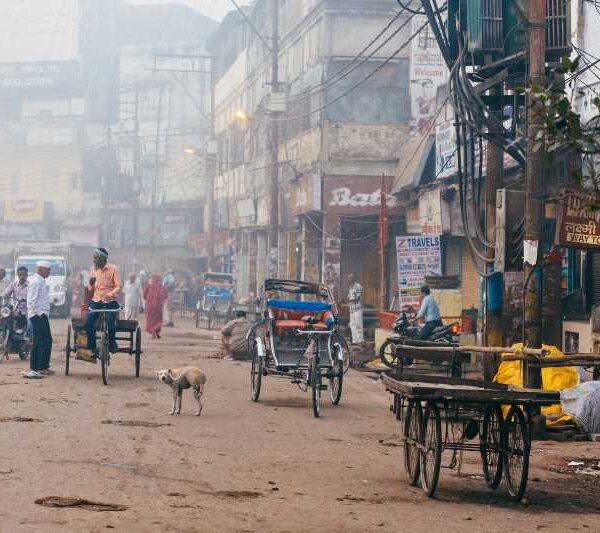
[[266, 299, 330, 312]]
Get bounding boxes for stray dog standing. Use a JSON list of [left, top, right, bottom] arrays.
[[157, 367, 206, 416]]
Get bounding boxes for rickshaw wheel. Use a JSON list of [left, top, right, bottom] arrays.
[[379, 338, 398, 368], [195, 307, 200, 329], [480, 404, 504, 489], [420, 402, 442, 497], [208, 308, 217, 330], [310, 356, 321, 418], [65, 325, 72, 376], [134, 327, 142, 378], [251, 342, 263, 402], [100, 335, 110, 386], [329, 358, 344, 406], [403, 399, 422, 486], [503, 405, 530, 501]]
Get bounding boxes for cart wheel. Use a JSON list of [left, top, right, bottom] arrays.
[[503, 405, 530, 501], [329, 357, 344, 406], [250, 341, 263, 402], [100, 336, 109, 386], [311, 356, 321, 418], [208, 308, 216, 330], [480, 404, 504, 489], [420, 402, 442, 497], [134, 327, 142, 378], [65, 325, 72, 376], [403, 399, 423, 486], [379, 338, 397, 368]]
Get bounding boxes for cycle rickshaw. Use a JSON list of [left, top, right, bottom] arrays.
[[248, 279, 349, 417], [195, 272, 235, 329], [65, 307, 142, 385]]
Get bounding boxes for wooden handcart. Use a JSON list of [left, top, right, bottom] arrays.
[[382, 373, 560, 501]]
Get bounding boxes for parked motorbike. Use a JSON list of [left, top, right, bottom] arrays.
[[0, 298, 30, 361], [379, 312, 460, 368]]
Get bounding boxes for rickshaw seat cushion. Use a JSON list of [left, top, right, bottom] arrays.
[[274, 320, 328, 336], [266, 299, 331, 312]]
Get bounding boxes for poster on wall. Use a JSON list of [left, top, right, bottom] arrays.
[[396, 235, 442, 309], [410, 15, 447, 135]]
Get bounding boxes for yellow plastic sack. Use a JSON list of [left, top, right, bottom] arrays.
[[494, 343, 579, 426]]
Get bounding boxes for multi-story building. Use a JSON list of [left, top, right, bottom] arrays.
[[209, 0, 412, 302], [81, 0, 216, 273]]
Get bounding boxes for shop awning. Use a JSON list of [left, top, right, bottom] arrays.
[[391, 134, 435, 194]]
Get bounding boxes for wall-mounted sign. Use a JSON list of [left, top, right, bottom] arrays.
[[396, 234, 442, 309], [557, 190, 600, 248], [324, 175, 398, 215], [3, 198, 44, 223], [419, 189, 443, 235], [0, 61, 81, 92]]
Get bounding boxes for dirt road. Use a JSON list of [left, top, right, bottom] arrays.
[[0, 319, 598, 532]]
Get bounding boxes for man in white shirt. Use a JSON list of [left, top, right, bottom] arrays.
[[347, 273, 364, 344], [26, 261, 52, 379]]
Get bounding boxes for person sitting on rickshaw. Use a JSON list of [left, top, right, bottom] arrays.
[[86, 248, 122, 355]]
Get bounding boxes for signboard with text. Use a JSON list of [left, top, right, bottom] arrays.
[[557, 190, 600, 248], [396, 235, 442, 309]]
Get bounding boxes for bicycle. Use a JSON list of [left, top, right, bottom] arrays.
[[87, 306, 123, 386]]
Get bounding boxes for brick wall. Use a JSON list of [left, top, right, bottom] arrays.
[[461, 246, 480, 310]]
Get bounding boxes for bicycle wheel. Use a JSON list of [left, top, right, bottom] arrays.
[[134, 327, 142, 378], [208, 308, 216, 330], [100, 333, 110, 386], [420, 402, 442, 497], [403, 399, 422, 486], [329, 356, 343, 406], [250, 341, 263, 402], [65, 325, 72, 376], [379, 338, 397, 368], [503, 405, 530, 501], [311, 356, 321, 418], [480, 404, 504, 489]]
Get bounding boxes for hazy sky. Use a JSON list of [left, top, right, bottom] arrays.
[[129, 0, 249, 21]]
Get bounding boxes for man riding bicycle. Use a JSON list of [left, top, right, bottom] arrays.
[[86, 248, 122, 355]]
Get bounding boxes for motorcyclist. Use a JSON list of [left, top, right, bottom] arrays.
[[416, 285, 442, 340], [3, 266, 29, 315]]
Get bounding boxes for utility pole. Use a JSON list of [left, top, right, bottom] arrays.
[[268, 0, 280, 277], [206, 57, 216, 272], [524, 0, 546, 388], [483, 85, 504, 381], [150, 85, 164, 261], [133, 88, 140, 268]]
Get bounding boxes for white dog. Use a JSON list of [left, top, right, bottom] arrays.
[[157, 367, 206, 416]]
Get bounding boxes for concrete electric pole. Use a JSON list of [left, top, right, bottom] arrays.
[[523, 0, 547, 388]]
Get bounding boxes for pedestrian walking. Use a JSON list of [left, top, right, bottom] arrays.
[[0, 268, 10, 295], [123, 272, 144, 321], [25, 261, 52, 378], [144, 274, 168, 338], [347, 273, 364, 344], [162, 269, 176, 327]]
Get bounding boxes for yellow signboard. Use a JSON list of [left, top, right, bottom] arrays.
[[4, 198, 44, 222]]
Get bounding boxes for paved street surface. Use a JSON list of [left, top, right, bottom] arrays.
[[0, 318, 598, 532]]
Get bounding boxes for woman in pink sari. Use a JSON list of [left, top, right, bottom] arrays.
[[144, 274, 168, 338]]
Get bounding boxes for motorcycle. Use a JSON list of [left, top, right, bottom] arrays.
[[0, 298, 30, 361], [379, 312, 460, 368]]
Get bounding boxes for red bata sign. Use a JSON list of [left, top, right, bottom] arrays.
[[557, 191, 600, 248]]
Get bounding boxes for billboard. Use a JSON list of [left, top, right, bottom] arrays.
[[410, 15, 447, 135], [396, 235, 442, 309]]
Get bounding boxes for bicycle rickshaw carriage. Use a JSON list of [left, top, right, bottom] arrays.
[[248, 279, 348, 417], [64, 309, 142, 386], [195, 272, 235, 330]]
